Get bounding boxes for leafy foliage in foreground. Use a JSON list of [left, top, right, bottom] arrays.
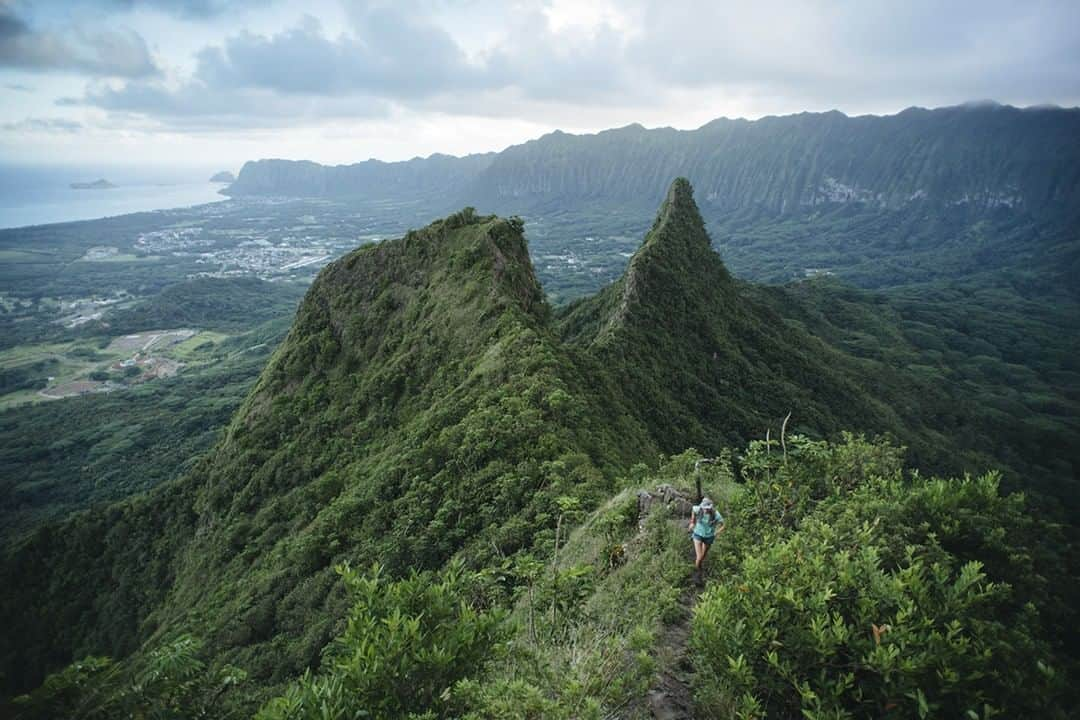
[[6, 436, 1077, 719], [692, 435, 1077, 719], [258, 437, 1076, 719], [8, 635, 247, 720], [257, 561, 506, 720]]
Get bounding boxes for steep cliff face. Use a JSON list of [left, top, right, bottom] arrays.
[[225, 152, 495, 202], [476, 105, 1080, 216], [225, 105, 1080, 220]]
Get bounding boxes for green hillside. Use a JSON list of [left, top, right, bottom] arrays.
[[559, 178, 896, 453], [3, 182, 1076, 718]]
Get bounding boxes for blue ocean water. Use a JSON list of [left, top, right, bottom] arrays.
[[0, 164, 230, 229]]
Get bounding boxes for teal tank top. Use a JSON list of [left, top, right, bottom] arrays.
[[693, 505, 723, 538]]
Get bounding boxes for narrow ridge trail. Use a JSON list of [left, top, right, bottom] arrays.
[[634, 485, 706, 720], [645, 566, 701, 720]]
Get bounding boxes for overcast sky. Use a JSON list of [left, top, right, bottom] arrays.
[[1, 0, 1078, 170]]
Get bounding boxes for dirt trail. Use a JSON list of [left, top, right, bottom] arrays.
[[630, 485, 703, 720], [645, 523, 701, 720]]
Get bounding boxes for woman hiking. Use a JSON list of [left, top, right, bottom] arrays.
[[688, 497, 724, 584]]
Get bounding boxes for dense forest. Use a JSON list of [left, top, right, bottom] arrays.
[[2, 180, 1076, 718], [0, 316, 291, 541]]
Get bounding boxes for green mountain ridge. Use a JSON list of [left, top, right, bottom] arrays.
[[2, 181, 1076, 715], [224, 104, 1080, 301], [1, 205, 653, 701], [558, 179, 972, 472], [227, 104, 1080, 219]]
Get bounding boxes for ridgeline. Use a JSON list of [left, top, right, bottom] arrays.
[[2, 180, 1076, 718]]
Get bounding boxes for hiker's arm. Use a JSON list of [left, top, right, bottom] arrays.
[[687, 511, 696, 531]]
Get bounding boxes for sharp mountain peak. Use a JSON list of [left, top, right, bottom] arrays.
[[613, 178, 734, 324]]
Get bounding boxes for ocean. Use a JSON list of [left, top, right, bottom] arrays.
[[0, 164, 230, 229]]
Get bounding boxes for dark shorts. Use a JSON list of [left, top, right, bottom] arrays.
[[692, 533, 714, 546]]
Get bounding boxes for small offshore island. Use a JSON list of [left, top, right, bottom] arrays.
[[70, 179, 116, 190], [209, 171, 236, 183]]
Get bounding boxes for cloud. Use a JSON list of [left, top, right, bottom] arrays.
[[105, 0, 271, 19], [624, 0, 1080, 107], [0, 5, 158, 77], [71, 5, 628, 125], [69, 8, 487, 125], [75, 75, 393, 129], [67, 0, 1080, 132], [189, 12, 486, 98], [2, 116, 83, 132]]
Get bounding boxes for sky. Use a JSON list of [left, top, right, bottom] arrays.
[[1, 0, 1078, 171]]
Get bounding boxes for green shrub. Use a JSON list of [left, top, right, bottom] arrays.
[[256, 560, 507, 720], [692, 468, 1070, 719], [9, 635, 246, 720]]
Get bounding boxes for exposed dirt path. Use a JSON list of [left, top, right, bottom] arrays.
[[618, 484, 709, 719], [645, 524, 701, 720]]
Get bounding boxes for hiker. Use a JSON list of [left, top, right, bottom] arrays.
[[688, 497, 724, 580]]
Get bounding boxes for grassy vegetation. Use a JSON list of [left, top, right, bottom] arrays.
[[1, 180, 1077, 718], [749, 277, 1080, 515], [690, 434, 1077, 719], [171, 331, 232, 358], [0, 330, 233, 411], [17, 436, 1071, 719]]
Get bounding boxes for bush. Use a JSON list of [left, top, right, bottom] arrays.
[[692, 466, 1071, 720], [257, 560, 507, 720], [9, 635, 247, 720]]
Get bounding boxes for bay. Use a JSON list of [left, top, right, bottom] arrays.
[[0, 164, 229, 229]]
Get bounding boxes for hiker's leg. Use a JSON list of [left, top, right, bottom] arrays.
[[693, 538, 705, 569]]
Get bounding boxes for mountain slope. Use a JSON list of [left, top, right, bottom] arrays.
[[225, 153, 494, 204], [1, 180, 1070, 710], [559, 179, 957, 470], [475, 104, 1080, 216], [0, 208, 655, 701]]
